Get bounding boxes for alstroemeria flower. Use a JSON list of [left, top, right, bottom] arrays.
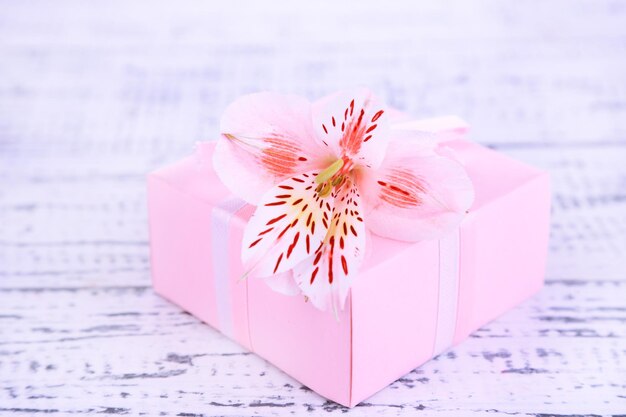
[[213, 89, 474, 312]]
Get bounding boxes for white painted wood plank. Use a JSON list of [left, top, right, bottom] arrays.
[[0, 280, 624, 415], [1, 1, 626, 153]]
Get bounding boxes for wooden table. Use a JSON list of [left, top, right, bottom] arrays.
[[1, 1, 625, 415]]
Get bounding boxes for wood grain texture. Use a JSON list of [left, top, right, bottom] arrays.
[[1, 1, 625, 415]]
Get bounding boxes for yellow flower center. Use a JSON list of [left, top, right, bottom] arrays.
[[315, 158, 347, 197]]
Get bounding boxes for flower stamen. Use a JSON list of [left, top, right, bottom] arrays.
[[318, 181, 333, 198], [315, 159, 344, 184], [331, 175, 344, 187]]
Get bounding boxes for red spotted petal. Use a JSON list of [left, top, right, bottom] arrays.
[[357, 137, 474, 241], [214, 93, 332, 204], [241, 171, 335, 278], [293, 181, 366, 312], [312, 89, 390, 170]]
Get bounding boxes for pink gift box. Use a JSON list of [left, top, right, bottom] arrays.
[[147, 125, 550, 407]]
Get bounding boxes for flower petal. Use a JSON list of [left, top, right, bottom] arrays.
[[391, 115, 470, 143], [262, 271, 301, 296], [214, 92, 330, 204], [241, 171, 334, 278], [293, 181, 366, 312], [380, 129, 438, 155], [312, 88, 390, 169], [357, 137, 474, 241]]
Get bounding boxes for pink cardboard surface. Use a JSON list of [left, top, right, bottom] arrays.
[[147, 138, 550, 407]]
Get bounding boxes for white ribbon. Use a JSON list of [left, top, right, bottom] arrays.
[[432, 229, 461, 356], [210, 196, 247, 339]]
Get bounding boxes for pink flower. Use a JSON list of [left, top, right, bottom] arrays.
[[213, 89, 474, 313]]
